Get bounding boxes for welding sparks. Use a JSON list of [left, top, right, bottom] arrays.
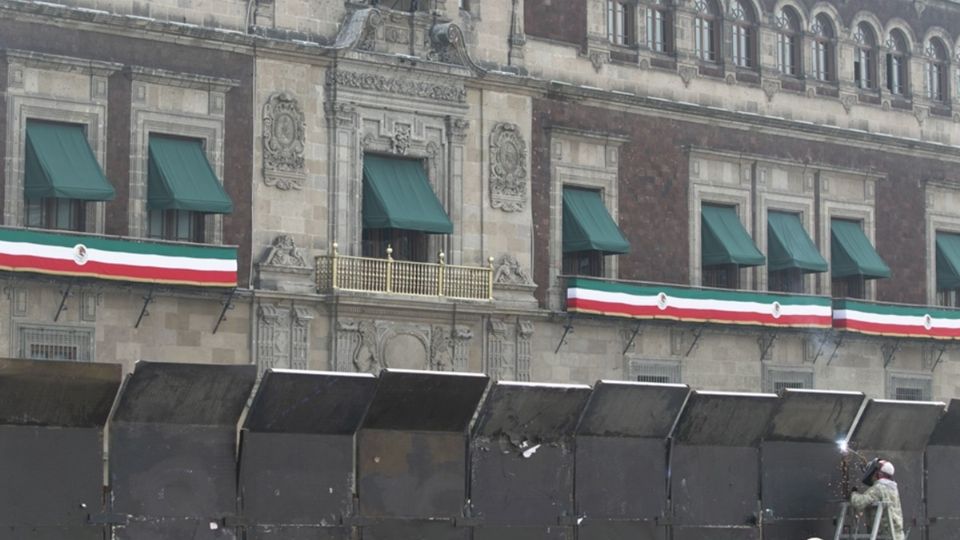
[[837, 439, 849, 454]]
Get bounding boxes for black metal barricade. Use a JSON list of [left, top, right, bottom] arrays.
[[240, 369, 377, 539], [356, 369, 489, 540], [670, 391, 778, 540], [846, 398, 945, 540], [109, 361, 256, 539], [759, 388, 864, 539], [469, 381, 592, 540], [575, 380, 689, 540], [925, 399, 960, 540], [0, 358, 120, 539]]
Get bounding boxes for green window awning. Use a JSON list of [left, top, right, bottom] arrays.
[[767, 211, 828, 273], [936, 232, 960, 290], [362, 154, 453, 234], [830, 219, 890, 279], [25, 120, 115, 201], [562, 187, 630, 254], [148, 135, 233, 214], [701, 204, 765, 267]]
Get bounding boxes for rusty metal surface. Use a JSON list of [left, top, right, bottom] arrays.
[[576, 437, 668, 521], [576, 381, 688, 438], [849, 399, 945, 451], [361, 369, 488, 432], [764, 389, 864, 442], [673, 391, 778, 446], [671, 445, 761, 527], [0, 357, 120, 427], [244, 369, 376, 433]]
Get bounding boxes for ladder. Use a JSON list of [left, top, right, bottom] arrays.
[[833, 501, 897, 540]]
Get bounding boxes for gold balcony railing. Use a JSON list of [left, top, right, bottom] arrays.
[[317, 243, 494, 301]]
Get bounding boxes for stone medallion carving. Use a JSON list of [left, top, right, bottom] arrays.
[[489, 123, 527, 212], [262, 92, 306, 190], [263, 235, 308, 267]]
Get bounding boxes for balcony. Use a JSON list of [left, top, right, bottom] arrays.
[[833, 298, 960, 340], [316, 244, 494, 301]]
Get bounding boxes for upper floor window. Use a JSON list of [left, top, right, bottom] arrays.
[[853, 23, 878, 90], [811, 14, 835, 82], [935, 231, 960, 307], [886, 30, 910, 96], [607, 0, 637, 46], [561, 186, 630, 278], [381, 0, 428, 12], [694, 0, 720, 63], [775, 7, 801, 76], [729, 1, 756, 68], [926, 38, 950, 102], [645, 0, 672, 53]]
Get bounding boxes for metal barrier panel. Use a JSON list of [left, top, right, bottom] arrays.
[[357, 369, 488, 538], [0, 358, 120, 540], [110, 361, 256, 539], [670, 391, 778, 538], [848, 399, 945, 540], [575, 380, 688, 540], [240, 369, 377, 540], [926, 399, 960, 540], [470, 381, 592, 537], [760, 389, 864, 539]]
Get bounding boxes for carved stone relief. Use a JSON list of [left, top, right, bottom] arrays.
[[485, 318, 533, 381], [257, 302, 313, 372], [262, 92, 306, 190], [328, 69, 467, 103], [262, 235, 308, 267], [335, 319, 472, 373], [493, 254, 532, 285], [391, 124, 412, 155], [489, 123, 528, 212]]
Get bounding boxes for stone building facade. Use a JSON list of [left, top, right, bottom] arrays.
[[1, 0, 960, 401]]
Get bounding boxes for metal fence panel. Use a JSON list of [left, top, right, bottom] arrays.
[[472, 526, 574, 539], [576, 522, 665, 540], [0, 358, 120, 539], [575, 380, 688, 438], [110, 362, 256, 539], [361, 522, 470, 539], [672, 391, 778, 446], [926, 399, 960, 535]]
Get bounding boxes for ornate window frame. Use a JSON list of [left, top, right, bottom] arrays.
[[818, 171, 880, 301], [924, 182, 960, 305], [755, 164, 818, 294]]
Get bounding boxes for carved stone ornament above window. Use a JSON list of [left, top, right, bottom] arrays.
[[263, 235, 308, 268], [489, 123, 528, 212], [262, 92, 306, 190]]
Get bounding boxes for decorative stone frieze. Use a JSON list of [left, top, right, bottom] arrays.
[[257, 302, 312, 372], [262, 92, 306, 190], [485, 318, 532, 381], [334, 319, 471, 373], [328, 69, 467, 103], [257, 235, 313, 293], [489, 123, 527, 212]]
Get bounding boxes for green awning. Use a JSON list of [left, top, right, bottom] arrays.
[[24, 120, 115, 201], [148, 135, 233, 214], [830, 219, 890, 279], [767, 211, 828, 273], [936, 232, 960, 290], [701, 204, 765, 267], [562, 187, 630, 254], [362, 154, 453, 234]]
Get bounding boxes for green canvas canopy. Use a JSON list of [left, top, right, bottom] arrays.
[[362, 154, 453, 234], [830, 219, 890, 279], [24, 120, 115, 201], [767, 211, 828, 273], [562, 187, 630, 254], [147, 135, 233, 214], [701, 204, 765, 267]]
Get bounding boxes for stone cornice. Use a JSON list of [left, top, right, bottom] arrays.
[[125, 65, 239, 92], [2, 48, 122, 76]]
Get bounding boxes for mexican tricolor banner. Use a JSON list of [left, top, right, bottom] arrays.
[[0, 227, 237, 287], [567, 277, 832, 329], [833, 299, 960, 339]]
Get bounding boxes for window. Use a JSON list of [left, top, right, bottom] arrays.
[[764, 367, 814, 393], [832, 275, 865, 299], [645, 0, 672, 53], [886, 30, 910, 96], [776, 7, 801, 76], [701, 203, 765, 290], [25, 198, 85, 232], [607, 0, 636, 46], [362, 228, 429, 262], [769, 268, 803, 293], [18, 325, 94, 362], [694, 0, 720, 62], [703, 264, 740, 289], [935, 231, 960, 306], [729, 1, 755, 68], [811, 14, 835, 82], [563, 251, 604, 277], [854, 23, 878, 90], [148, 209, 205, 243], [628, 359, 681, 384], [561, 186, 630, 278], [767, 211, 827, 294], [927, 38, 949, 102], [830, 218, 889, 299], [888, 374, 932, 401]]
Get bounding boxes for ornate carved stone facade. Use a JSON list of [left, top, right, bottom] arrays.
[[492, 254, 531, 285], [262, 92, 306, 190], [484, 318, 533, 381], [334, 319, 471, 373], [328, 70, 467, 103], [489, 122, 527, 212], [262, 235, 307, 268], [256, 302, 313, 372]]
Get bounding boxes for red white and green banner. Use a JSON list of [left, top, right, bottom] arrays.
[[833, 299, 960, 340], [0, 227, 237, 287], [567, 278, 832, 329]]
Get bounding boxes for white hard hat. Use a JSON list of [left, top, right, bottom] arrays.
[[880, 460, 895, 476]]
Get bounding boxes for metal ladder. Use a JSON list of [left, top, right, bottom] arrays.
[[833, 501, 897, 540]]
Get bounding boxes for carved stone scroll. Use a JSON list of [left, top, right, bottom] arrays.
[[489, 123, 527, 212], [262, 92, 306, 190]]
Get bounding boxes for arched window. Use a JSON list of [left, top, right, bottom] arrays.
[[645, 0, 672, 53], [694, 0, 720, 62], [730, 1, 756, 68], [885, 30, 909, 96], [776, 7, 801, 76], [811, 14, 835, 82], [854, 22, 878, 90], [607, 0, 637, 46], [927, 38, 949, 101]]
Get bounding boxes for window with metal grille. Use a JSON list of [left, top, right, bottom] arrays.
[[888, 374, 932, 401], [18, 325, 94, 362], [628, 359, 681, 384], [764, 368, 813, 393]]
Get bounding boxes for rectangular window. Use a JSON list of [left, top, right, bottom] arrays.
[[362, 228, 429, 262], [777, 34, 795, 75], [18, 325, 94, 362], [732, 26, 750, 67], [646, 7, 669, 52], [24, 197, 86, 232], [695, 18, 715, 61], [769, 268, 803, 293], [763, 367, 814, 393], [888, 374, 932, 401], [628, 359, 681, 384], [607, 0, 635, 46], [703, 264, 740, 289], [813, 41, 830, 81], [562, 251, 604, 277], [832, 276, 865, 299], [147, 209, 205, 243]]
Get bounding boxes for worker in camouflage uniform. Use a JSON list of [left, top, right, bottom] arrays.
[[850, 460, 905, 540]]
